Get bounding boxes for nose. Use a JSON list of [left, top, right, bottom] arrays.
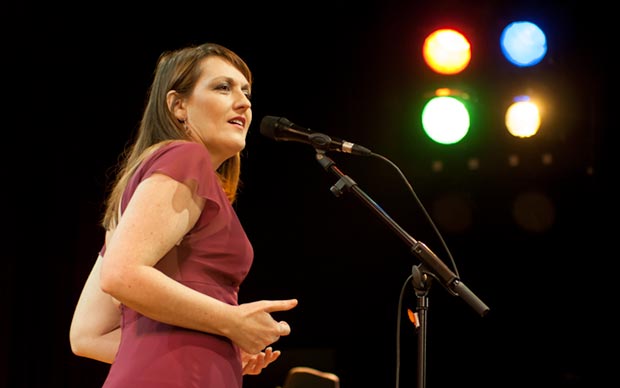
[[234, 89, 251, 110]]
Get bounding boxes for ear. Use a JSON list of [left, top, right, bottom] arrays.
[[166, 90, 186, 121]]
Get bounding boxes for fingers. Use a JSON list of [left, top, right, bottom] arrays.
[[277, 321, 291, 336], [241, 347, 283, 376], [263, 299, 299, 313], [242, 352, 265, 375], [234, 299, 298, 355], [264, 348, 281, 364]]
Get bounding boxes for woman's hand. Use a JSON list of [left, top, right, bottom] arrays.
[[230, 299, 297, 354], [241, 347, 282, 375]]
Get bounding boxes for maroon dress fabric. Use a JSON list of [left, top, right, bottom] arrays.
[[101, 141, 254, 388]]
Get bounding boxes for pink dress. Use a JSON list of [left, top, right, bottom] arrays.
[[102, 141, 254, 388]]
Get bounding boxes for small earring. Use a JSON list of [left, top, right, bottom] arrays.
[[182, 119, 191, 134]]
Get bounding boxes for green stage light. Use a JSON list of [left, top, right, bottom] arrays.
[[421, 93, 470, 145]]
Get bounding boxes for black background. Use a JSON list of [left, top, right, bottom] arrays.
[[4, 1, 613, 387]]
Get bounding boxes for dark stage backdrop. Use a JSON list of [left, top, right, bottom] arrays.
[[5, 1, 612, 387]]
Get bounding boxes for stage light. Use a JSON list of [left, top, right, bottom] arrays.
[[421, 91, 470, 145], [423, 28, 471, 75], [505, 95, 541, 138], [500, 21, 547, 67], [411, 16, 562, 234]]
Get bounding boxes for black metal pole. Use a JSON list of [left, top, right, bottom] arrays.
[[411, 264, 431, 388], [315, 151, 490, 317]]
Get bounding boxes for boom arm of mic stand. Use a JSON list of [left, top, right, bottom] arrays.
[[316, 152, 490, 317]]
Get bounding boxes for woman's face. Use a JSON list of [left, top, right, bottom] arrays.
[[184, 56, 252, 167]]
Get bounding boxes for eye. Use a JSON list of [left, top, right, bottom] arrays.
[[215, 83, 232, 92]]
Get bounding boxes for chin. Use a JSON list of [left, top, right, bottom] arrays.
[[229, 140, 246, 154], [235, 137, 247, 150]]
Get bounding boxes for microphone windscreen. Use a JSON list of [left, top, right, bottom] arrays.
[[260, 116, 284, 139]]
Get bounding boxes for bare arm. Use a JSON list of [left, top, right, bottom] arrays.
[[69, 251, 121, 363], [70, 253, 288, 372], [99, 173, 297, 354]]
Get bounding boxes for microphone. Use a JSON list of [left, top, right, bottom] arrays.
[[260, 116, 372, 156]]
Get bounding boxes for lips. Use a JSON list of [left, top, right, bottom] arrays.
[[228, 117, 246, 127]]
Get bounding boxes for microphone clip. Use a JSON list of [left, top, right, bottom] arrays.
[[308, 133, 336, 152]]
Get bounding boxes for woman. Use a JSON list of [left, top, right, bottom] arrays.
[[69, 42, 298, 387]]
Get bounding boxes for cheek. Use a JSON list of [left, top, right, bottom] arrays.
[[192, 94, 221, 114], [190, 101, 220, 128]]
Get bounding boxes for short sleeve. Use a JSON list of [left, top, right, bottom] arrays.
[[138, 141, 222, 203]]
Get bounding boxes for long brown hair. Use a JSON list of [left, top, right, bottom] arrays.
[[102, 43, 252, 230]]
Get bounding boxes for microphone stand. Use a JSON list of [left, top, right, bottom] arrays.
[[411, 264, 431, 388], [314, 151, 489, 388]]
